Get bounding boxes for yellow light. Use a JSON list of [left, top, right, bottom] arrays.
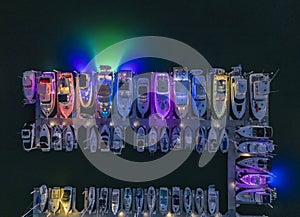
[[118, 211, 124, 217], [166, 212, 172, 217], [110, 121, 114, 127], [230, 181, 236, 189]]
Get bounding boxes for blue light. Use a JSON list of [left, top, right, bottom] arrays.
[[69, 50, 91, 72]]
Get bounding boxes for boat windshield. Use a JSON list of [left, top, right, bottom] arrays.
[[119, 79, 130, 91], [112, 194, 119, 203], [217, 79, 226, 93], [40, 136, 48, 147], [23, 77, 32, 88], [79, 74, 88, 88], [37, 83, 50, 95], [52, 190, 60, 199], [22, 130, 30, 138], [62, 190, 71, 202], [253, 127, 265, 137], [173, 195, 180, 205], [196, 84, 206, 97], [236, 80, 247, 94], [138, 86, 148, 98], [98, 84, 111, 100], [158, 79, 169, 93], [58, 77, 70, 92], [175, 81, 190, 93], [265, 127, 272, 137]]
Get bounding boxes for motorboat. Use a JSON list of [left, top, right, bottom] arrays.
[[195, 188, 204, 215], [111, 189, 120, 215], [236, 188, 277, 205], [154, 72, 170, 119], [89, 127, 98, 153], [137, 77, 150, 118], [212, 69, 228, 120], [147, 186, 156, 214], [191, 69, 207, 118], [207, 127, 218, 153], [170, 126, 182, 150], [116, 70, 133, 119], [37, 72, 56, 117], [219, 129, 229, 153], [39, 124, 50, 152], [48, 187, 60, 214], [57, 72, 74, 118], [96, 68, 113, 118], [195, 127, 206, 154], [183, 187, 192, 215], [87, 187, 96, 214], [236, 125, 273, 139], [112, 127, 123, 155], [159, 187, 168, 215], [21, 123, 35, 152], [207, 185, 218, 216], [231, 75, 247, 119], [61, 186, 72, 214], [135, 188, 144, 214], [171, 187, 180, 214], [184, 127, 193, 150], [136, 126, 146, 152], [99, 125, 111, 152], [64, 126, 75, 152], [148, 128, 158, 154], [98, 187, 109, 214], [236, 168, 272, 187], [237, 141, 275, 156], [124, 187, 132, 212], [22, 70, 36, 104], [38, 185, 48, 212], [52, 125, 62, 151], [78, 72, 94, 108], [173, 67, 190, 119], [237, 157, 271, 171], [160, 128, 169, 153], [249, 73, 270, 121]]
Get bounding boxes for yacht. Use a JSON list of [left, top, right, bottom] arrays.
[[171, 187, 180, 214], [237, 157, 271, 171], [37, 72, 56, 117], [173, 67, 190, 119], [160, 128, 169, 153], [21, 123, 35, 152], [99, 125, 111, 152], [170, 126, 182, 150], [159, 187, 168, 215], [124, 187, 132, 212], [195, 188, 204, 215], [236, 125, 273, 139], [237, 141, 275, 156], [52, 125, 62, 151], [98, 187, 109, 214], [147, 186, 156, 215], [87, 187, 96, 214], [154, 73, 170, 119], [78, 72, 94, 108], [137, 126, 146, 152], [61, 186, 72, 214], [137, 77, 150, 118], [249, 73, 270, 121], [184, 127, 193, 150], [183, 187, 192, 215], [111, 189, 120, 215], [48, 187, 60, 214], [39, 124, 51, 152], [112, 127, 123, 155], [38, 185, 48, 212], [219, 129, 229, 153], [116, 71, 133, 119], [89, 127, 98, 153], [190, 69, 207, 118], [148, 128, 158, 154], [195, 127, 206, 154], [57, 72, 74, 118], [236, 168, 272, 188], [231, 74, 247, 119], [64, 126, 75, 152], [22, 70, 36, 104], [236, 188, 277, 205], [207, 127, 218, 153], [212, 69, 228, 120], [135, 188, 144, 214], [207, 185, 218, 216]]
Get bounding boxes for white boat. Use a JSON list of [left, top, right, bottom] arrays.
[[207, 185, 218, 216], [48, 187, 60, 214], [195, 127, 206, 154], [207, 127, 218, 153], [249, 73, 270, 121], [236, 188, 277, 205], [64, 126, 75, 152], [39, 124, 50, 152], [57, 72, 75, 118], [124, 187, 132, 212], [212, 69, 228, 120], [184, 127, 193, 150], [173, 67, 190, 119], [111, 189, 120, 215], [112, 127, 123, 155], [159, 187, 168, 215], [171, 187, 180, 214], [219, 129, 229, 153], [148, 128, 158, 154], [99, 125, 111, 152], [78, 72, 94, 108], [147, 186, 156, 214], [160, 128, 169, 153], [137, 77, 150, 118], [154, 73, 170, 119], [236, 167, 272, 188], [52, 125, 62, 151], [88, 127, 98, 153], [195, 188, 204, 215], [231, 75, 247, 119], [135, 188, 144, 214], [237, 157, 271, 171], [87, 187, 96, 214], [98, 187, 109, 214], [191, 69, 207, 118], [22, 70, 36, 104], [170, 126, 182, 150], [237, 141, 275, 156], [21, 123, 35, 152], [38, 185, 48, 212], [183, 187, 192, 215], [137, 127, 146, 152], [61, 186, 72, 214], [236, 125, 273, 139]]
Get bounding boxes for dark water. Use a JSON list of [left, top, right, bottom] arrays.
[[1, 1, 300, 216]]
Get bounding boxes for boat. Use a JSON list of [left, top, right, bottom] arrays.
[[22, 70, 36, 104], [231, 75, 247, 119], [195, 188, 204, 215], [112, 127, 123, 155], [38, 185, 48, 212], [37, 72, 56, 117], [237, 141, 275, 156], [173, 67, 190, 119], [219, 129, 229, 153], [207, 185, 218, 216], [61, 186, 72, 214], [96, 67, 113, 118], [99, 125, 111, 152], [237, 157, 271, 171], [183, 187, 192, 215], [78, 72, 94, 108], [48, 187, 60, 214], [184, 127, 193, 150], [170, 126, 182, 150], [89, 127, 98, 153], [236, 168, 272, 187], [249, 73, 270, 121], [135, 188, 144, 214], [39, 124, 51, 152], [171, 187, 180, 214], [236, 188, 277, 205], [87, 187, 96, 214], [148, 128, 158, 154], [57, 72, 75, 118], [98, 187, 109, 214], [159, 187, 168, 215], [154, 72, 170, 119], [52, 125, 62, 151], [64, 126, 75, 152], [195, 127, 206, 154], [236, 125, 273, 139], [21, 123, 35, 152], [147, 186, 156, 214], [137, 77, 150, 118], [207, 127, 218, 153], [124, 187, 132, 212], [111, 189, 120, 215], [212, 69, 228, 120], [160, 128, 169, 153], [136, 127, 146, 152], [190, 69, 207, 118]]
